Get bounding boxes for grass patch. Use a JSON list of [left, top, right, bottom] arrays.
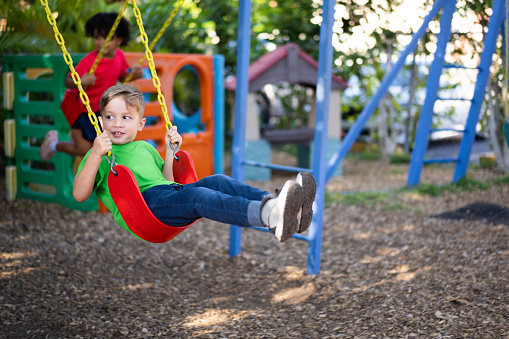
[[389, 153, 411, 164], [327, 175, 509, 210], [493, 176, 509, 185], [346, 151, 381, 161], [413, 176, 501, 197], [333, 189, 407, 211]]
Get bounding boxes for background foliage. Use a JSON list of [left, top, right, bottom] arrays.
[[0, 0, 504, 166]]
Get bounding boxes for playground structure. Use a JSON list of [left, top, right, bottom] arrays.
[[229, 0, 507, 274], [2, 52, 224, 211], [1, 0, 506, 274], [225, 43, 347, 181]]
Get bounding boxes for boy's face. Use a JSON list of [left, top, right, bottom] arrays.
[[100, 97, 146, 145], [93, 30, 122, 59]]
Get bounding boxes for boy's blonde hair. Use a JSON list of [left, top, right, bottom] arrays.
[[100, 84, 145, 116]]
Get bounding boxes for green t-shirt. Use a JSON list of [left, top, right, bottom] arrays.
[[76, 141, 176, 233]]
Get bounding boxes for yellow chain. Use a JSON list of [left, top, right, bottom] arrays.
[[123, 0, 185, 84], [89, 0, 130, 75], [39, 0, 101, 136], [131, 0, 172, 130]]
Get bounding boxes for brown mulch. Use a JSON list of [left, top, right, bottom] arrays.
[[1, 155, 508, 338]]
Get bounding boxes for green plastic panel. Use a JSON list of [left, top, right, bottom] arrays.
[[4, 53, 98, 211]]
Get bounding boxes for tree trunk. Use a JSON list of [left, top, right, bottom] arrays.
[[378, 43, 394, 160], [404, 50, 418, 153], [487, 80, 509, 172]]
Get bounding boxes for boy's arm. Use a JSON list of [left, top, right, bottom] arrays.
[[162, 126, 183, 182], [73, 132, 112, 202]]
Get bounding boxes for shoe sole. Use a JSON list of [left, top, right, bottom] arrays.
[[40, 130, 58, 161], [274, 181, 303, 242], [296, 172, 317, 233]]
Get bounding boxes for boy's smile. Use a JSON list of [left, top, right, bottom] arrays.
[[101, 97, 146, 145]]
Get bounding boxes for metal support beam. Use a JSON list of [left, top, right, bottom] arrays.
[[407, 0, 456, 187], [307, 0, 336, 275], [453, 0, 506, 182], [229, 0, 252, 257]]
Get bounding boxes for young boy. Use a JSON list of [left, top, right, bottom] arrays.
[[40, 12, 143, 161], [73, 85, 317, 242]]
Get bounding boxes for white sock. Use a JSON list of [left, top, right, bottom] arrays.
[[260, 197, 279, 229], [50, 141, 58, 152]]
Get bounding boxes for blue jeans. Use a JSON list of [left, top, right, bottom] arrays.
[[142, 174, 270, 227]]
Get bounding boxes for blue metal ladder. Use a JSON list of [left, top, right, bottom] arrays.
[[407, 0, 507, 186]]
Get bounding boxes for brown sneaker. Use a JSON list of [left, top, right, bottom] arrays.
[[295, 172, 317, 233], [40, 130, 58, 161]]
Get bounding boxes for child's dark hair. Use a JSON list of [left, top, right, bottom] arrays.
[[85, 12, 130, 47]]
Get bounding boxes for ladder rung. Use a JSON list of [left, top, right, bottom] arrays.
[[430, 128, 465, 133], [249, 226, 310, 241], [437, 96, 472, 102], [423, 157, 459, 164], [242, 160, 309, 173], [443, 64, 479, 70]]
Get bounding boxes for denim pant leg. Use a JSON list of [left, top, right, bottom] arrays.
[[142, 174, 270, 227]]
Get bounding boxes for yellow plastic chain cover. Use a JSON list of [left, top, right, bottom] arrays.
[[3, 72, 14, 110], [4, 119, 15, 158], [6, 166, 17, 202]]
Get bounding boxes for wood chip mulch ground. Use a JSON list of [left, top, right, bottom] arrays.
[[1, 156, 508, 338]]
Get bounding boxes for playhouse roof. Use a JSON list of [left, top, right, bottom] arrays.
[[225, 43, 348, 92]]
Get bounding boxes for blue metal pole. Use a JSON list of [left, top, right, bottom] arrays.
[[453, 0, 506, 182], [213, 55, 225, 175], [229, 0, 252, 257], [308, 0, 335, 275], [407, 0, 457, 187], [325, 0, 448, 182]]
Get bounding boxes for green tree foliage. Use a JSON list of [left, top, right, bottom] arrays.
[[0, 0, 501, 154]]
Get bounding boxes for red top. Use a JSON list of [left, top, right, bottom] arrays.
[[61, 49, 129, 127]]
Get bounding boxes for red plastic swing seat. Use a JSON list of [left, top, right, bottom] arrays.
[[108, 150, 199, 243]]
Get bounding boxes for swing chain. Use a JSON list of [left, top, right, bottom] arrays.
[[39, 0, 102, 138], [123, 0, 185, 83], [131, 0, 180, 161], [41, 0, 178, 160], [131, 0, 171, 130]]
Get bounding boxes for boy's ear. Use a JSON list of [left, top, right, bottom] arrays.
[[99, 116, 103, 130], [138, 117, 146, 131]]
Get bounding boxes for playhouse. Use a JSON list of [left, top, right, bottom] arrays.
[[225, 43, 347, 180]]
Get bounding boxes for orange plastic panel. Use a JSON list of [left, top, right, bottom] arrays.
[[124, 53, 215, 179]]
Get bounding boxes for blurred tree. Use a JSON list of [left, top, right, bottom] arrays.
[[0, 0, 502, 163]]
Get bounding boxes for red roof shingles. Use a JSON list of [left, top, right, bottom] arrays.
[[225, 43, 348, 91]]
